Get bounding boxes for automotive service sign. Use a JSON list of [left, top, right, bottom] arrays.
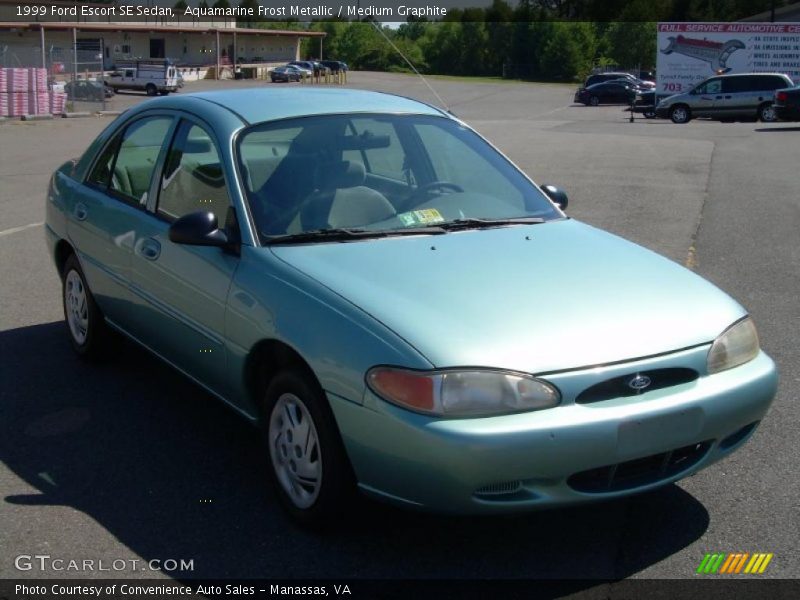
[[657, 22, 800, 95]]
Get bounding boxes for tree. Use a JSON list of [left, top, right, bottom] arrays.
[[237, 0, 260, 28], [538, 22, 597, 81], [174, 0, 188, 22]]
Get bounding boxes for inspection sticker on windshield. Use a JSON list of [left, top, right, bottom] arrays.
[[398, 208, 444, 226]]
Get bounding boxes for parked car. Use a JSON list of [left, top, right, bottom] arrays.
[[320, 60, 348, 73], [270, 65, 302, 83], [287, 61, 314, 76], [575, 81, 641, 106], [773, 85, 800, 121], [655, 73, 793, 124], [45, 88, 777, 525], [632, 89, 657, 118], [585, 72, 655, 90], [309, 61, 331, 76], [64, 79, 114, 101]]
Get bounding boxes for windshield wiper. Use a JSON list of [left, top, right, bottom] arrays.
[[264, 226, 446, 245], [431, 217, 546, 231]]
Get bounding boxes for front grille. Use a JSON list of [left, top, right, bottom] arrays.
[[575, 368, 698, 404], [567, 440, 711, 493]]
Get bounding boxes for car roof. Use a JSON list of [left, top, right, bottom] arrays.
[[712, 72, 789, 78], [185, 88, 447, 124]]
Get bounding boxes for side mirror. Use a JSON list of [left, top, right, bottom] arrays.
[[541, 184, 568, 211], [169, 211, 229, 247]]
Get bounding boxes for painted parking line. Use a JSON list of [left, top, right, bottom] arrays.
[[0, 222, 43, 237]]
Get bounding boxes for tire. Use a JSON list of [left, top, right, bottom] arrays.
[[670, 105, 691, 124], [62, 254, 107, 358], [644, 111, 656, 119], [159, 90, 169, 96], [589, 96, 600, 107], [759, 102, 777, 123], [145, 83, 157, 97], [261, 369, 354, 527]]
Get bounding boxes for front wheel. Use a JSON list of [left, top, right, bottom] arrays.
[[759, 102, 777, 122], [589, 96, 600, 106], [670, 105, 691, 124], [145, 83, 157, 96], [62, 254, 107, 358], [262, 370, 354, 527]]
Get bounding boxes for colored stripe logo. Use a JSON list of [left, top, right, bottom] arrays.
[[697, 553, 773, 574]]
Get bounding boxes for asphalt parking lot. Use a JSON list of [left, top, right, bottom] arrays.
[[1, 72, 798, 586]]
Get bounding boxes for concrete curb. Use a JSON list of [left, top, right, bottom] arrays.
[[62, 112, 93, 119], [21, 114, 54, 121], [98, 110, 123, 117]]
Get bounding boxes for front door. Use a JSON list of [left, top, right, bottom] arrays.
[[128, 118, 239, 396]]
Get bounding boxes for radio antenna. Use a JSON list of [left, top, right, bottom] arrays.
[[368, 20, 451, 114]]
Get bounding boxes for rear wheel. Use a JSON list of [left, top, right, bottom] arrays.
[[589, 96, 600, 107], [62, 254, 107, 358], [670, 105, 691, 124], [644, 111, 656, 119], [759, 102, 777, 123], [261, 369, 354, 527], [145, 83, 157, 96]]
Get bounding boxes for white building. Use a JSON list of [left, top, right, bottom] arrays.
[[0, 0, 324, 74]]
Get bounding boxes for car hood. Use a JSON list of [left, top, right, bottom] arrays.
[[270, 219, 745, 373]]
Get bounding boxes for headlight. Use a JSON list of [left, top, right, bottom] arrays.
[[366, 367, 561, 417], [707, 317, 760, 374]]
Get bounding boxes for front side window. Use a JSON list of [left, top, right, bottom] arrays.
[[109, 116, 173, 204], [158, 121, 231, 226], [237, 113, 560, 241], [697, 79, 721, 94]]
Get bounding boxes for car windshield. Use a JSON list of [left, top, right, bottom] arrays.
[[237, 113, 561, 242]]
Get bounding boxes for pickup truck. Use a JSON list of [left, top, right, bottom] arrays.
[[774, 86, 800, 121], [106, 59, 178, 96]]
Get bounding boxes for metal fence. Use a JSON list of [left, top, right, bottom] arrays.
[[1, 39, 106, 115]]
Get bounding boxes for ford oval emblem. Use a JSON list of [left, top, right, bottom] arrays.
[[627, 374, 652, 391]]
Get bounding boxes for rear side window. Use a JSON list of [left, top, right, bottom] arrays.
[[87, 136, 120, 189], [109, 116, 173, 204]]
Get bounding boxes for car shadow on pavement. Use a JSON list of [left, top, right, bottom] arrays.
[[1, 321, 710, 584], [754, 127, 800, 132]]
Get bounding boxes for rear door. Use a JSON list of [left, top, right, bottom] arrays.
[[65, 115, 173, 325], [718, 76, 755, 118], [127, 116, 240, 396]]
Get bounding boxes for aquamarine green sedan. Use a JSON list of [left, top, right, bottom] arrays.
[[45, 88, 778, 525]]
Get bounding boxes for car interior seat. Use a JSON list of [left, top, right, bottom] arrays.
[[300, 160, 395, 230]]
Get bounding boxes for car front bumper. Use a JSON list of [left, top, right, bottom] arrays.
[[330, 347, 777, 513]]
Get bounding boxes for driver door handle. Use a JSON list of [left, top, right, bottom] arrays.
[[73, 203, 88, 221], [137, 237, 161, 261]]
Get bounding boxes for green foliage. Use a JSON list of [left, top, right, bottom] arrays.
[[224, 0, 792, 81]]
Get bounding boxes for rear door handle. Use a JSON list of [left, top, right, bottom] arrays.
[[138, 237, 161, 261], [73, 202, 88, 221]]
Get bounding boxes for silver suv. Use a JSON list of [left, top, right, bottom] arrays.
[[655, 73, 793, 124]]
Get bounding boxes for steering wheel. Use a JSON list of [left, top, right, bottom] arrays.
[[405, 181, 464, 208]]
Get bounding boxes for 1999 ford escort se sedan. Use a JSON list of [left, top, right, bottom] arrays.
[[45, 88, 778, 525]]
